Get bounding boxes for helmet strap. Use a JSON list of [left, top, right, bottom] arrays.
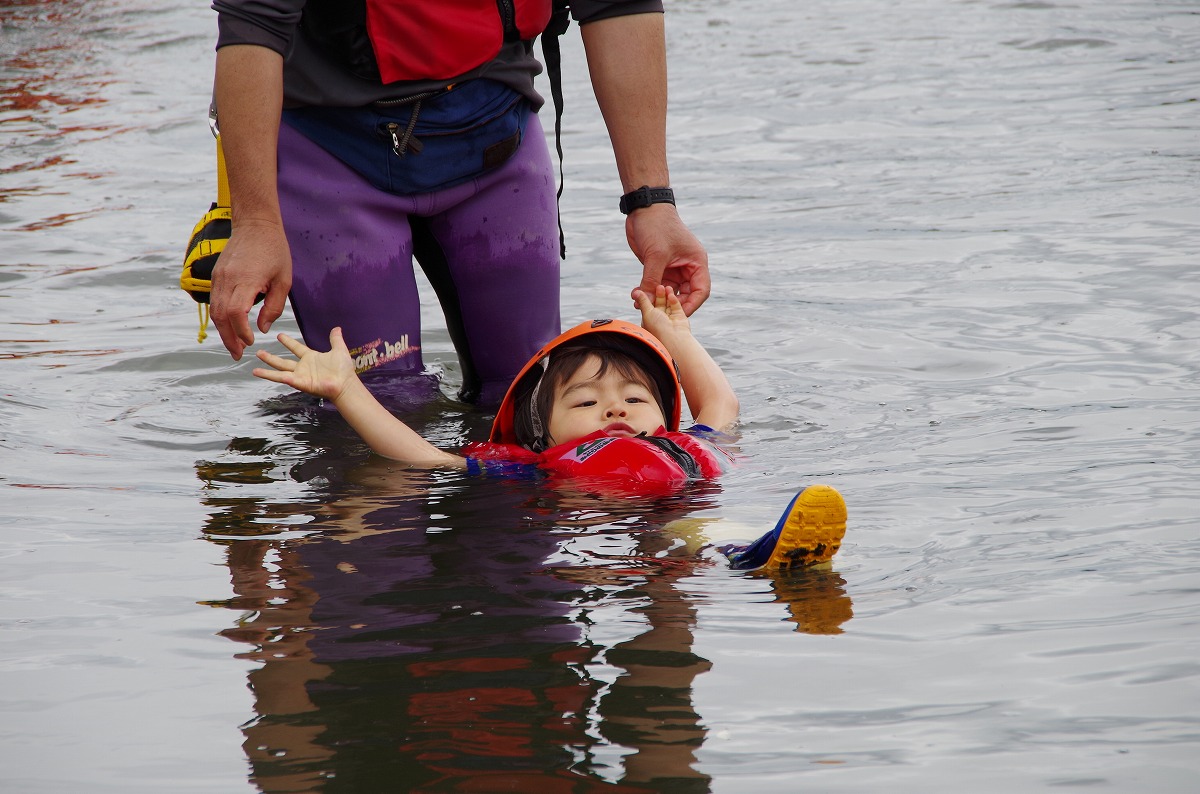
[[526, 355, 550, 450]]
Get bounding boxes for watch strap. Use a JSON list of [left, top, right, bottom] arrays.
[[619, 185, 675, 215]]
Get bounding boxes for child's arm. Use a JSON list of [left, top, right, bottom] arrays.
[[253, 328, 466, 468], [635, 286, 739, 431]]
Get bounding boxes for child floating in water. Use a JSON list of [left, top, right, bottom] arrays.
[[253, 286, 846, 571]]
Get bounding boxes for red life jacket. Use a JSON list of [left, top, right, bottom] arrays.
[[304, 0, 553, 85], [465, 429, 734, 496]]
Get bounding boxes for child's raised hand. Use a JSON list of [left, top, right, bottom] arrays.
[[253, 327, 358, 402], [635, 284, 691, 345]]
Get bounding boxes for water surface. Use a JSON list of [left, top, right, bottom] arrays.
[[1, 0, 1198, 791]]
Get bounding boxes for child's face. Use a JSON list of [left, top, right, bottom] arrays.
[[546, 354, 666, 447]]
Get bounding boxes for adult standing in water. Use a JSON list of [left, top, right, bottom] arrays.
[[207, 0, 709, 404]]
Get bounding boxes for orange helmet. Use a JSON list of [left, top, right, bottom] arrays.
[[489, 319, 682, 448]]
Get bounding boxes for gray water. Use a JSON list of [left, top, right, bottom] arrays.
[[2, 0, 1198, 791]]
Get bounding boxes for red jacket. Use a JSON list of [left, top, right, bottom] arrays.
[[363, 0, 551, 83]]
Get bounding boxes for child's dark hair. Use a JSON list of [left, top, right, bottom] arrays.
[[512, 341, 667, 451]]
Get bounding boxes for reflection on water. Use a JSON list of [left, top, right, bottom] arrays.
[[1, 0, 116, 232], [196, 409, 851, 790]]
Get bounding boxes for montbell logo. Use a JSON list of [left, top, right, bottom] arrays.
[[351, 336, 417, 373], [568, 437, 615, 462]]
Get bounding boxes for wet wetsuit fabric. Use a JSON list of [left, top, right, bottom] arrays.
[[211, 0, 664, 404], [275, 116, 561, 403]]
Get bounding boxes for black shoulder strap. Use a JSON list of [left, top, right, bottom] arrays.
[[638, 435, 703, 480], [541, 1, 571, 259]]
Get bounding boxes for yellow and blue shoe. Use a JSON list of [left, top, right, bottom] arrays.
[[722, 484, 847, 571]]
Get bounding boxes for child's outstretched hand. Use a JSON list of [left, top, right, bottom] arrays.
[[635, 284, 692, 346], [253, 327, 358, 402]]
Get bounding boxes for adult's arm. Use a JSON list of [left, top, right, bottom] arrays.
[[580, 13, 710, 316], [209, 44, 293, 360]]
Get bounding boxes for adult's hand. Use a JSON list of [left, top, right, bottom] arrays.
[[210, 221, 292, 360], [627, 202, 710, 316]]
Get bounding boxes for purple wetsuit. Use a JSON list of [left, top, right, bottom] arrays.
[[277, 115, 560, 405], [212, 0, 664, 404]]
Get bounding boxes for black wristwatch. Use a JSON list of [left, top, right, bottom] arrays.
[[619, 185, 675, 215]]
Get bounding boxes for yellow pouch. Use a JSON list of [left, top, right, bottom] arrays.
[[180, 135, 230, 342]]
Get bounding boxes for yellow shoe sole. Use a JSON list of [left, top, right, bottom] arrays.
[[764, 484, 848, 569]]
